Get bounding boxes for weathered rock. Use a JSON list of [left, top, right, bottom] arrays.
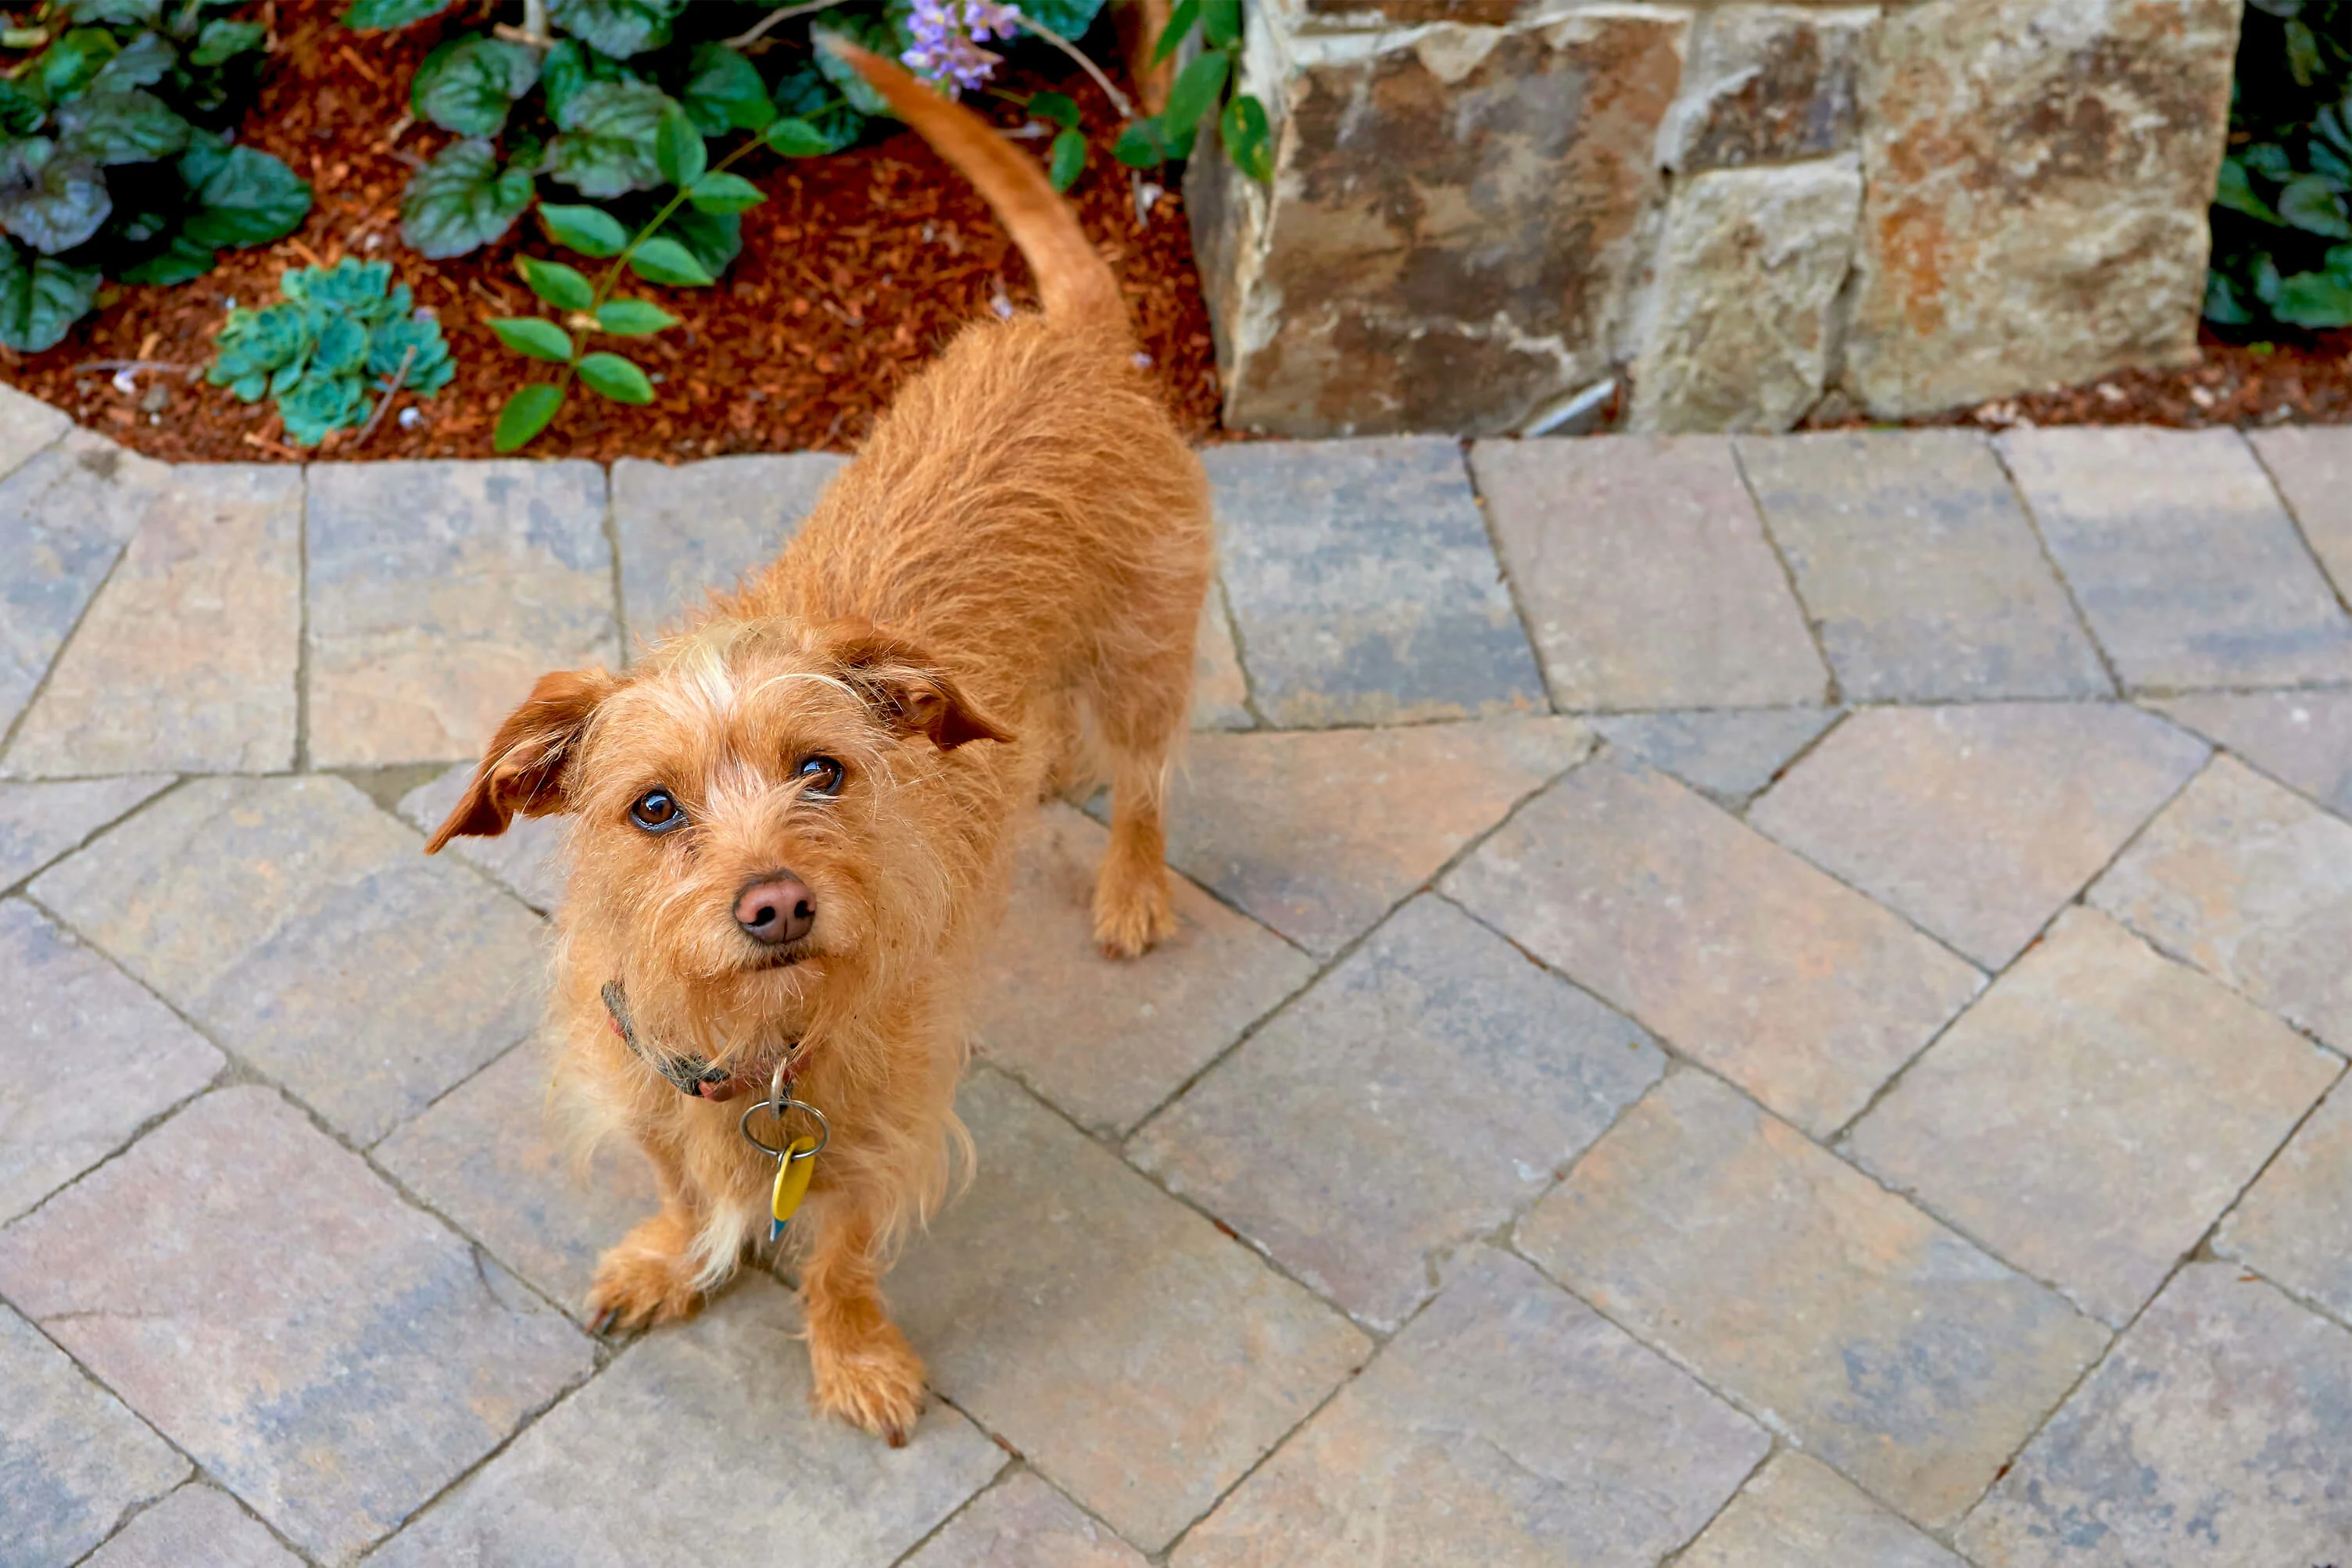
[[1661, 5, 1874, 174]]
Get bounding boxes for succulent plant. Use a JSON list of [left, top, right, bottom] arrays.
[[207, 258, 455, 446]]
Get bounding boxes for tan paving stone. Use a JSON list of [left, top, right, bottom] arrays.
[[0, 773, 172, 890], [1677, 1452, 1964, 1568], [1129, 894, 1664, 1331], [0, 380, 70, 480], [972, 804, 1311, 1135], [2090, 755, 2352, 1051], [2147, 688, 2352, 817], [367, 1272, 1004, 1568], [1162, 716, 1593, 960], [1591, 706, 1838, 806], [1173, 1248, 1767, 1568], [893, 1069, 1369, 1552], [1519, 1072, 2107, 1528], [1848, 908, 2337, 1327], [1473, 435, 1827, 710], [1191, 579, 1253, 730], [84, 1485, 302, 1568], [31, 775, 546, 1144], [4, 467, 300, 777], [305, 461, 618, 768], [0, 897, 220, 1223], [2216, 1077, 2352, 1325], [2249, 422, 2352, 596], [1445, 759, 1983, 1135], [610, 453, 843, 646], [1749, 703, 2208, 968], [396, 760, 568, 912], [902, 1473, 1147, 1568], [1959, 1264, 2352, 1567], [0, 1301, 188, 1568], [0, 1087, 590, 1564]]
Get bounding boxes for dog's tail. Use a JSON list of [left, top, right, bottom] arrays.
[[818, 37, 1126, 333]]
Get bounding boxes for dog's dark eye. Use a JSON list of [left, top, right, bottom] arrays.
[[797, 756, 844, 796], [629, 789, 686, 833]]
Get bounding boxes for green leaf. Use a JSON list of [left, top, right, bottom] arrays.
[[208, 301, 310, 385], [2275, 268, 2352, 327], [281, 374, 368, 447], [0, 237, 99, 353], [342, 0, 454, 28], [0, 83, 42, 138], [55, 88, 191, 166], [578, 349, 653, 403], [192, 20, 268, 66], [686, 170, 764, 214], [370, 315, 455, 394], [682, 42, 774, 134], [2217, 156, 2286, 226], [1222, 92, 1271, 181], [89, 32, 174, 94], [2288, 18, 2322, 88], [548, 0, 689, 59], [1113, 116, 1167, 168], [812, 14, 908, 119], [1164, 49, 1230, 134], [540, 201, 631, 257], [1153, 0, 1198, 63], [495, 384, 565, 452], [655, 105, 706, 188], [2203, 269, 2254, 326], [118, 231, 214, 285], [520, 256, 595, 310], [771, 63, 865, 151], [314, 313, 370, 376], [411, 34, 542, 138], [0, 140, 112, 255], [1048, 127, 1086, 192], [2248, 0, 2304, 15], [65, 0, 159, 23], [627, 233, 714, 286], [764, 116, 838, 157], [1201, 0, 1240, 50], [1015, 0, 1106, 42], [39, 29, 120, 102], [1030, 91, 1080, 131], [595, 297, 675, 334], [548, 81, 672, 199], [2255, 250, 2284, 304], [655, 206, 739, 275], [489, 316, 575, 361], [396, 138, 529, 258], [2280, 174, 2352, 238]]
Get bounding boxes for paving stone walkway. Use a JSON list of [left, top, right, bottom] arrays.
[[5, 382, 2352, 1566]]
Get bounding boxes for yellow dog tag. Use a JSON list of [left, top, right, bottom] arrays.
[[769, 1136, 818, 1240]]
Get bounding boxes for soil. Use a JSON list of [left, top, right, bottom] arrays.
[[0, 3, 1223, 463]]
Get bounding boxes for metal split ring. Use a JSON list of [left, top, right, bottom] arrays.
[[739, 1094, 830, 1161]]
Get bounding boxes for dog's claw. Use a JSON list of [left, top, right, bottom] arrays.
[[885, 1424, 908, 1448]]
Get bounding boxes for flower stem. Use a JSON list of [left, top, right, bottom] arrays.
[[1016, 15, 1133, 119]]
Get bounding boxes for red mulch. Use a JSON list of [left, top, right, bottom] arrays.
[[0, 4, 1223, 462]]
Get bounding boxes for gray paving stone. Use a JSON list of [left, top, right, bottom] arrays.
[[610, 453, 843, 647], [1204, 439, 1546, 728], [0, 897, 220, 1223], [972, 804, 1312, 1135], [1749, 702, 2209, 968], [1129, 894, 1664, 1331], [893, 1069, 1370, 1552], [1678, 1452, 1963, 1568], [31, 775, 547, 1144], [1161, 716, 1593, 960], [901, 1473, 1147, 1568], [0, 1087, 590, 1564], [1190, 578, 1253, 730], [1958, 1263, 2352, 1566], [0, 1301, 188, 1568], [2090, 754, 2352, 1051], [1736, 429, 2108, 701], [2147, 689, 2352, 817], [1472, 435, 1828, 710], [2249, 422, 2352, 597], [396, 761, 568, 912], [0, 381, 70, 480], [1445, 758, 1983, 1135], [374, 1038, 659, 1320], [367, 1271, 1004, 1568], [2002, 427, 2352, 690], [1519, 1072, 2108, 1528], [0, 773, 172, 890], [4, 467, 301, 777], [83, 1485, 303, 1568], [306, 460, 618, 768], [2216, 1076, 2352, 1326], [1592, 706, 1838, 805], [1172, 1248, 1767, 1568], [1848, 908, 2337, 1327]]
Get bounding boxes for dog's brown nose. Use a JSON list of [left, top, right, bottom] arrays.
[[734, 874, 815, 946]]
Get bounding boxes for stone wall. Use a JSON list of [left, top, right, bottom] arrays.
[[1187, 0, 2242, 437]]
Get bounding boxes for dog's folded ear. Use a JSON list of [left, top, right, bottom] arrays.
[[821, 620, 1013, 751], [426, 668, 618, 852]]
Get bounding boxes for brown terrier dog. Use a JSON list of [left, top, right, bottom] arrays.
[[428, 41, 1210, 1444]]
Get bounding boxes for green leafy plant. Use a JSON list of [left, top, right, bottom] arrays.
[[0, 0, 310, 351], [2207, 0, 2352, 329], [206, 257, 454, 445], [1110, 0, 1267, 184]]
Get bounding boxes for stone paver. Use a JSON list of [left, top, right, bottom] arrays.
[[1849, 908, 2339, 1326], [902, 1473, 1147, 1568], [1959, 1263, 2352, 1566], [1471, 436, 1827, 709], [610, 453, 843, 646], [0, 380, 71, 478], [0, 1087, 590, 1564], [0, 773, 171, 890], [374, 1039, 660, 1319], [2002, 427, 2352, 690], [4, 466, 300, 777], [1677, 1452, 1964, 1568], [397, 760, 568, 912], [1190, 581, 1253, 730], [1749, 703, 2208, 968], [306, 460, 618, 768], [2249, 422, 2352, 596], [0, 898, 221, 1222], [1160, 716, 1591, 959], [1173, 1248, 1767, 1568], [1591, 706, 1837, 806], [2091, 754, 2352, 1051], [2147, 688, 2352, 817], [32, 775, 546, 1144], [1447, 759, 1983, 1135], [1737, 429, 2109, 701], [0, 1301, 188, 1568], [893, 1069, 1369, 1552], [367, 1272, 1004, 1568], [2216, 1078, 2352, 1326], [1130, 894, 1663, 1331], [1205, 439, 1545, 728], [83, 1486, 303, 1568], [1520, 1072, 2107, 1528], [971, 804, 1311, 1135]]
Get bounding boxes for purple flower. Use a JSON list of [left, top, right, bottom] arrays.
[[902, 0, 1021, 94]]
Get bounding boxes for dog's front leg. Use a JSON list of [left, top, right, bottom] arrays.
[[586, 1133, 711, 1332], [800, 1191, 926, 1445]]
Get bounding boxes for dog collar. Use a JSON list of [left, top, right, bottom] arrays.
[[600, 980, 798, 1102]]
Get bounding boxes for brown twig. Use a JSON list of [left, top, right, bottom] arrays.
[[726, 0, 841, 50], [1017, 15, 1133, 119], [355, 345, 418, 449], [491, 22, 554, 48], [73, 359, 202, 377]]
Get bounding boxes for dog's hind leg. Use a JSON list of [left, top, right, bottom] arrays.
[[800, 1197, 927, 1445], [1087, 600, 1195, 958]]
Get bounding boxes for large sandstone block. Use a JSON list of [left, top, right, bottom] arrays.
[[1659, 5, 1874, 175]]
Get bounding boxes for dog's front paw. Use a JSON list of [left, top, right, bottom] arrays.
[[810, 1319, 928, 1447], [585, 1217, 704, 1333], [1093, 866, 1178, 959]]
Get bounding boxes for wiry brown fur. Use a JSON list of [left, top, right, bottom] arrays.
[[429, 42, 1211, 1444]]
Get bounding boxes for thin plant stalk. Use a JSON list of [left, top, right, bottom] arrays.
[[1015, 13, 1133, 117]]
